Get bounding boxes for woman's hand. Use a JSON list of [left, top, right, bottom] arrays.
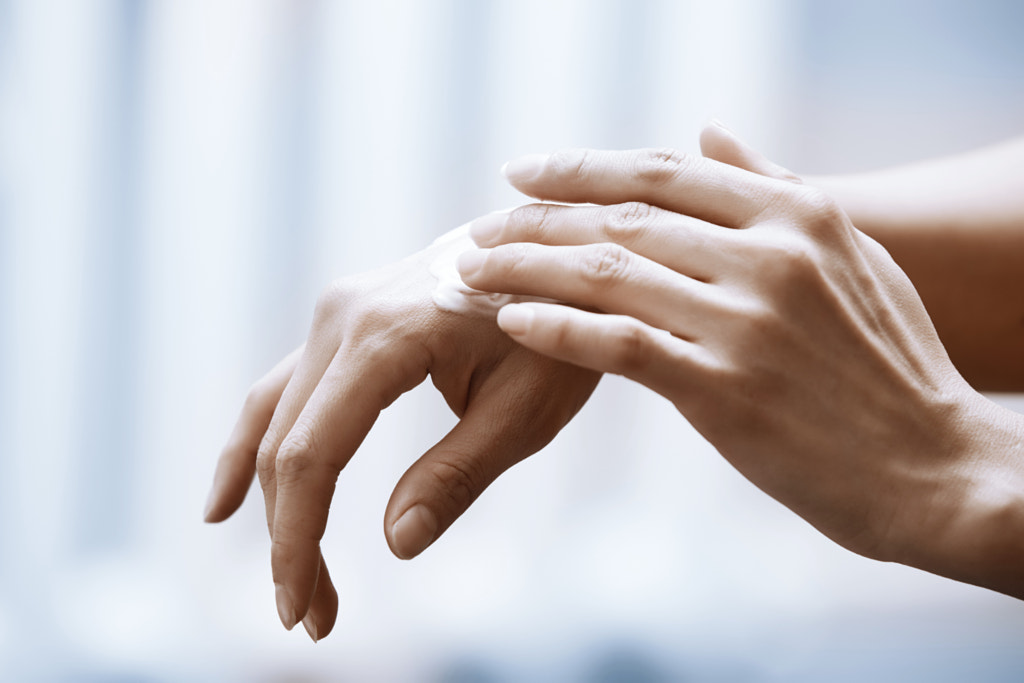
[[205, 242, 599, 641], [458, 124, 1024, 598]]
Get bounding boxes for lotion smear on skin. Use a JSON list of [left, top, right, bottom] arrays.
[[427, 222, 555, 316]]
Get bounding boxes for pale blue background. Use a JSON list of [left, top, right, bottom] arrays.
[[2, 1, 1024, 681]]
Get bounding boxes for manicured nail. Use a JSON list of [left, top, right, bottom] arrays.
[[391, 504, 438, 560], [503, 153, 548, 183], [469, 212, 509, 247], [275, 583, 297, 630], [497, 304, 534, 335], [302, 613, 319, 642], [456, 249, 486, 279]]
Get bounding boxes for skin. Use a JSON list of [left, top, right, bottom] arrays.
[[806, 139, 1024, 391], [457, 123, 1024, 600], [207, 122, 1024, 641], [204, 248, 598, 641]]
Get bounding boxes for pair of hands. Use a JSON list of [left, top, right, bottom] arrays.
[[206, 122, 1019, 641]]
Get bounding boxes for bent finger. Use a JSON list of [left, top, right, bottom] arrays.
[[271, 342, 429, 628], [384, 347, 598, 559], [205, 346, 303, 523], [299, 555, 338, 642]]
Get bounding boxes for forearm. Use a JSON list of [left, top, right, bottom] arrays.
[[811, 138, 1024, 391]]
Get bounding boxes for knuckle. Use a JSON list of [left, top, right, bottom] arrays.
[[633, 147, 693, 187], [243, 378, 276, 422], [579, 243, 632, 291], [546, 148, 592, 183], [750, 233, 824, 302], [792, 186, 845, 232], [274, 428, 320, 480], [255, 434, 279, 484], [607, 321, 653, 376], [312, 279, 353, 327], [491, 241, 532, 277], [508, 203, 555, 242], [427, 458, 481, 512], [603, 202, 654, 244]]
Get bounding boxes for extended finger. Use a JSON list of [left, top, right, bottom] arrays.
[[384, 347, 598, 559], [270, 341, 430, 630], [205, 345, 303, 523], [496, 302, 705, 405], [457, 242, 715, 339], [503, 147, 792, 228], [470, 202, 745, 281]]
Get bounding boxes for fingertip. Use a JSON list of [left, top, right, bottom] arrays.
[[469, 212, 509, 247], [203, 485, 231, 523], [497, 303, 534, 336], [699, 117, 737, 158], [203, 491, 217, 523], [503, 153, 548, 185], [389, 503, 439, 560], [275, 583, 298, 631], [455, 248, 487, 281]]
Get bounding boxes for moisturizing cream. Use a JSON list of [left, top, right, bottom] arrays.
[[427, 222, 554, 316]]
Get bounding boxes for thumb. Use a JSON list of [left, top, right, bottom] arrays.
[[384, 353, 597, 559], [699, 119, 803, 184]]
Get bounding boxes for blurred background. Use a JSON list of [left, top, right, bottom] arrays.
[[3, 0, 1024, 681]]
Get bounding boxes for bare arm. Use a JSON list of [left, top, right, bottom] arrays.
[[809, 139, 1024, 391]]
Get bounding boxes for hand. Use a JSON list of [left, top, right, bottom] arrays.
[[204, 241, 600, 641], [457, 123, 1024, 597]]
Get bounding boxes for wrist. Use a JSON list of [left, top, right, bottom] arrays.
[[892, 389, 1024, 598]]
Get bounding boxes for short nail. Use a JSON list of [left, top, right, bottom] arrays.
[[275, 583, 297, 630], [503, 153, 548, 183], [710, 117, 734, 133], [391, 504, 438, 560], [469, 212, 509, 247], [497, 304, 534, 335], [302, 613, 319, 642], [456, 249, 486, 279], [202, 491, 216, 522]]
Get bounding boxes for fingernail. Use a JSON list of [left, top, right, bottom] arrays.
[[202, 491, 216, 522], [709, 117, 735, 133], [391, 504, 438, 560], [503, 153, 548, 183], [497, 304, 534, 335], [456, 249, 486, 279], [302, 613, 319, 642], [275, 583, 297, 630], [469, 212, 509, 247]]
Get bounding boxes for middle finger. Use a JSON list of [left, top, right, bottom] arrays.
[[471, 202, 746, 282], [457, 242, 717, 340]]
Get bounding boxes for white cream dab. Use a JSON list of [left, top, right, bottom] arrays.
[[427, 222, 555, 316]]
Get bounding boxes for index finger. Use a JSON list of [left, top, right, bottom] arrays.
[[270, 340, 430, 628], [503, 148, 791, 229]]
